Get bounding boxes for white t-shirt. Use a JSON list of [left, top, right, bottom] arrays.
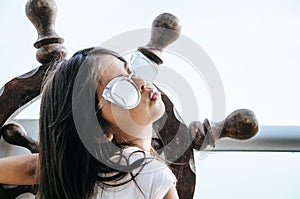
[[91, 147, 177, 199]]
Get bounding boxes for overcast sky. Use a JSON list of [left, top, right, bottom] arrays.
[[0, 0, 299, 125]]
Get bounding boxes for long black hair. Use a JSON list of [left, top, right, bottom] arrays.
[[37, 47, 148, 199]]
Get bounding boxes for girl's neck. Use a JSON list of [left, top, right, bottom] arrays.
[[129, 138, 152, 152], [113, 124, 153, 152]]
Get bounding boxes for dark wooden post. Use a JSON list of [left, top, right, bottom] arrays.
[[138, 13, 181, 65], [139, 13, 259, 199], [0, 0, 66, 198], [25, 0, 66, 64], [0, 0, 67, 127]]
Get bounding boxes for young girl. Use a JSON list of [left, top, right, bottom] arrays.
[[0, 47, 179, 199]]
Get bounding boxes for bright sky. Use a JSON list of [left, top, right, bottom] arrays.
[[0, 0, 299, 125]]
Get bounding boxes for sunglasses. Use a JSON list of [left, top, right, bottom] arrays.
[[101, 50, 158, 110]]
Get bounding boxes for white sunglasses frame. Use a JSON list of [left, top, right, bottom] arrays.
[[100, 51, 158, 110], [102, 73, 141, 109]]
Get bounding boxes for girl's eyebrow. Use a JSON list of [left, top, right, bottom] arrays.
[[116, 55, 128, 70], [124, 61, 130, 73]]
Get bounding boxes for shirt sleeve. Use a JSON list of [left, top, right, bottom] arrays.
[[152, 166, 177, 199], [134, 158, 177, 199]]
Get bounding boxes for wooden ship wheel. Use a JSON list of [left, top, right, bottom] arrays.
[[0, 0, 259, 198]]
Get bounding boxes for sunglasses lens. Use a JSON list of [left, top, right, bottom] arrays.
[[130, 51, 157, 81], [111, 80, 139, 108]]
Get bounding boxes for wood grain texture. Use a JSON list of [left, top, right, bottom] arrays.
[[155, 93, 196, 199], [0, 64, 49, 127], [26, 0, 66, 64]]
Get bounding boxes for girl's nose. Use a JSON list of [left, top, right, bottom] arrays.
[[131, 76, 148, 92]]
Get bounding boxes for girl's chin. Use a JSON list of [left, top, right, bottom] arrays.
[[151, 105, 166, 122]]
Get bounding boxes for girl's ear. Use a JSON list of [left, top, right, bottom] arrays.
[[106, 132, 114, 141], [94, 132, 113, 144]]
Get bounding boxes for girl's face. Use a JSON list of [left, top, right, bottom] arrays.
[[96, 54, 165, 139]]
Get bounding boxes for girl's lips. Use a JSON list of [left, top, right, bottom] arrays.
[[150, 91, 161, 101]]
